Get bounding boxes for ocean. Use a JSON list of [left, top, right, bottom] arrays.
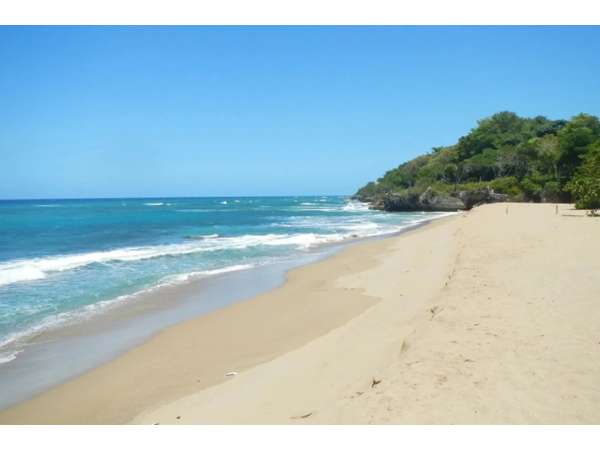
[[0, 196, 450, 372]]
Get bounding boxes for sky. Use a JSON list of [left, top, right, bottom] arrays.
[[1, 26, 599, 199]]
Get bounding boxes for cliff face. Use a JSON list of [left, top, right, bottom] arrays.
[[361, 187, 507, 212]]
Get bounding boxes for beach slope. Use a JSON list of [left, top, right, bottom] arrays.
[[2, 203, 599, 424], [133, 203, 600, 424]]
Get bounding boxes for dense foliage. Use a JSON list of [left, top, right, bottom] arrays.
[[355, 112, 600, 208], [566, 141, 600, 213]]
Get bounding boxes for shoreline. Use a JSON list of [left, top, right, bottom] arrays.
[[0, 248, 329, 411], [0, 212, 456, 423], [134, 203, 600, 425], [2, 203, 599, 424], [0, 211, 452, 411]]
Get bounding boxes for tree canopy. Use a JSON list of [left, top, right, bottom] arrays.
[[355, 111, 600, 209]]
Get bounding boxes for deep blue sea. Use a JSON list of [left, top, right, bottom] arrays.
[[0, 196, 449, 365]]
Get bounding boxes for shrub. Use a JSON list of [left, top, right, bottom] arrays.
[[568, 177, 600, 211], [566, 142, 600, 212], [520, 177, 543, 202], [541, 181, 562, 202], [489, 176, 521, 197]]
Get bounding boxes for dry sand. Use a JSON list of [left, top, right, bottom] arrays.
[[2, 203, 599, 424]]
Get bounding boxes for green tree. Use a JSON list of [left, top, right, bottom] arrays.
[[557, 114, 600, 182], [567, 141, 600, 213], [535, 134, 561, 180]]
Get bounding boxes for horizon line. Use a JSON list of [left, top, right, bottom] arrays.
[[0, 194, 353, 201]]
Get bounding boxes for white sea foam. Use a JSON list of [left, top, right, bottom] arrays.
[[0, 234, 347, 287], [262, 233, 344, 249], [274, 215, 382, 232], [167, 264, 254, 283], [0, 265, 47, 285], [0, 350, 22, 364], [340, 221, 380, 232], [342, 201, 370, 212], [0, 211, 459, 364], [295, 199, 369, 213], [0, 263, 257, 360], [144, 202, 164, 206], [295, 206, 344, 212], [0, 237, 272, 287], [0, 211, 458, 288]]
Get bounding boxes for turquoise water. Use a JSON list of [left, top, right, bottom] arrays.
[[0, 196, 448, 364]]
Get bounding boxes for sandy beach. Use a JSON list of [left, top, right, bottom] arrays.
[[1, 202, 599, 424]]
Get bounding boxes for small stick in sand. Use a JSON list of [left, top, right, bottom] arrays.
[[371, 378, 382, 388]]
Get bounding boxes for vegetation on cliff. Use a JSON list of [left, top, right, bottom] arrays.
[[355, 112, 600, 210]]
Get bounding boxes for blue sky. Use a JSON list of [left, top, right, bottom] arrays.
[[1, 26, 599, 199]]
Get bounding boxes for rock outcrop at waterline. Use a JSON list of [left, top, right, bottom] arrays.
[[457, 187, 508, 210], [362, 187, 507, 212]]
